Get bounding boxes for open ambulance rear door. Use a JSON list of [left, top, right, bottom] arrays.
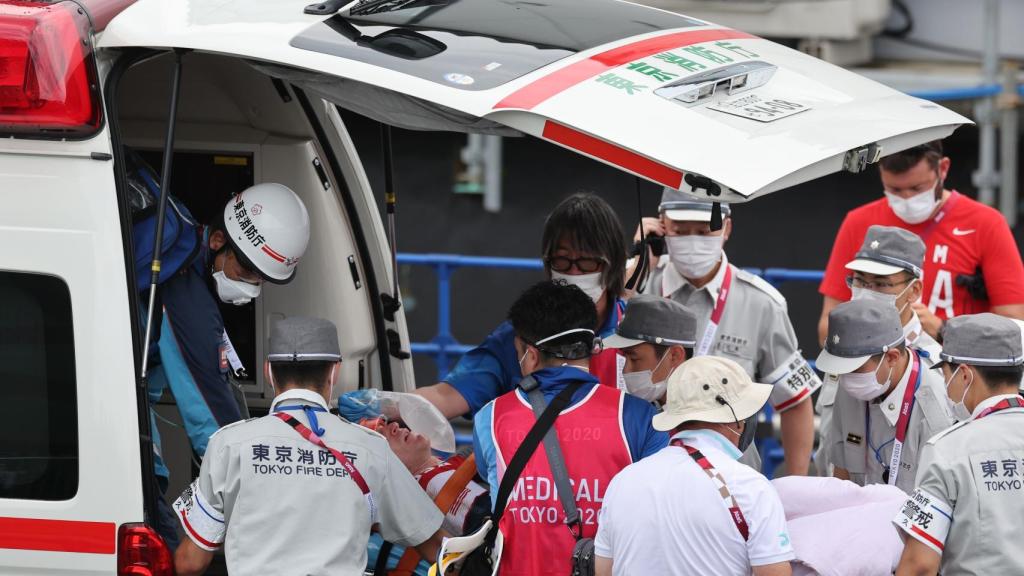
[[98, 0, 969, 203]]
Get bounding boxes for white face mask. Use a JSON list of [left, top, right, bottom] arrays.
[[885, 190, 939, 224], [944, 365, 974, 421], [212, 271, 262, 305], [851, 281, 915, 315], [840, 358, 893, 401], [666, 234, 723, 279], [551, 270, 605, 303], [623, 353, 669, 403]]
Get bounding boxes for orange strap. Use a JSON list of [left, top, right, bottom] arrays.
[[390, 454, 478, 575]]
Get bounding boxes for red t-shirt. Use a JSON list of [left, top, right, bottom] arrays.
[[820, 191, 1024, 318]]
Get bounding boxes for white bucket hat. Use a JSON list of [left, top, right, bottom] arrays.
[[652, 356, 773, 431]]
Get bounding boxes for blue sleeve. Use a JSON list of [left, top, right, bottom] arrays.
[[473, 401, 499, 511], [443, 321, 521, 417], [158, 267, 242, 456], [621, 395, 668, 462]]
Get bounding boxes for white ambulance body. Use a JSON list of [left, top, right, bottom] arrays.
[[0, 0, 966, 572]]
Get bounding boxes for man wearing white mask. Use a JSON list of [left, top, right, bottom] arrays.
[[819, 140, 1024, 344], [603, 294, 697, 405], [146, 181, 311, 548], [641, 190, 820, 476], [894, 314, 1024, 575], [814, 225, 941, 475], [817, 300, 953, 493]]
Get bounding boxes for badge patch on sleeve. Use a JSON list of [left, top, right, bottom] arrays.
[[893, 488, 952, 555], [765, 350, 822, 411], [173, 480, 226, 551]]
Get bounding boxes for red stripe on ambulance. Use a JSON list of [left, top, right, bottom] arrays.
[[495, 28, 756, 110], [0, 517, 115, 554], [541, 121, 684, 189]]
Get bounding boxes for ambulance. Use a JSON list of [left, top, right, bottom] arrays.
[[0, 0, 967, 572]]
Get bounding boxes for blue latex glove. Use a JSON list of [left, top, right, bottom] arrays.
[[337, 389, 382, 422]]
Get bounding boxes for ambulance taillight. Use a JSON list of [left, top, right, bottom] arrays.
[[0, 0, 102, 137], [117, 523, 173, 576]]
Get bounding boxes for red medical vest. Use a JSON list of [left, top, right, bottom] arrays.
[[492, 385, 632, 576]]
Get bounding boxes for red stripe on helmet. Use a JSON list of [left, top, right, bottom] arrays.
[[261, 245, 287, 263]]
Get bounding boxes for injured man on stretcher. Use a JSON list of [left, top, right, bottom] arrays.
[[363, 419, 490, 575]]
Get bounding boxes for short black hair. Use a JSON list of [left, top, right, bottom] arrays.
[[270, 361, 334, 389], [541, 192, 627, 299], [508, 280, 597, 360], [879, 140, 943, 174], [951, 363, 1024, 389]]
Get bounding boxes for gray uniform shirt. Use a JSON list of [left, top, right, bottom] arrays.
[[815, 313, 943, 476], [894, 394, 1024, 575], [646, 254, 821, 409], [173, 388, 443, 575], [828, 352, 953, 493]]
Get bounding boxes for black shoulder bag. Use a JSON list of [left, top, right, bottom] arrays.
[[460, 378, 582, 576], [521, 379, 595, 576]]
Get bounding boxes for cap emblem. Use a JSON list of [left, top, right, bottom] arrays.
[[870, 240, 880, 250], [832, 334, 840, 345], [251, 203, 263, 216]]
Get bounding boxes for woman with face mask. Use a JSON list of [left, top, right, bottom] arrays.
[[638, 187, 821, 477], [895, 313, 1024, 576], [405, 193, 631, 422], [816, 300, 954, 493]]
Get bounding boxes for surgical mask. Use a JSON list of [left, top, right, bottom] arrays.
[[851, 281, 915, 315], [840, 359, 893, 401], [885, 190, 939, 225], [212, 271, 261, 305], [551, 270, 605, 303], [666, 234, 723, 279], [944, 365, 974, 421], [623, 354, 669, 403]]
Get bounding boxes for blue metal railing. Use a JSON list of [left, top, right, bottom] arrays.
[[399, 252, 824, 379]]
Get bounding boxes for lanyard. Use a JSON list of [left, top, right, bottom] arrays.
[[220, 329, 246, 378], [274, 412, 379, 524], [865, 350, 921, 486], [671, 439, 749, 540], [276, 404, 328, 436], [974, 395, 1024, 419], [919, 191, 960, 240], [696, 265, 733, 357]]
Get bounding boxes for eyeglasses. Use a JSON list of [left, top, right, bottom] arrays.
[[545, 255, 608, 274], [846, 275, 913, 291]]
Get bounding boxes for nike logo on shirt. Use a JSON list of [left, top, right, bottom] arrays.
[[952, 228, 975, 236]]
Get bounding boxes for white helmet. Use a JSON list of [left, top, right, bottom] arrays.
[[223, 183, 310, 283]]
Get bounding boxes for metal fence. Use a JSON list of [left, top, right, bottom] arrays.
[[400, 252, 824, 379]]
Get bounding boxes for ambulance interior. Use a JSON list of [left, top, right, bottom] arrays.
[[113, 52, 416, 493]]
